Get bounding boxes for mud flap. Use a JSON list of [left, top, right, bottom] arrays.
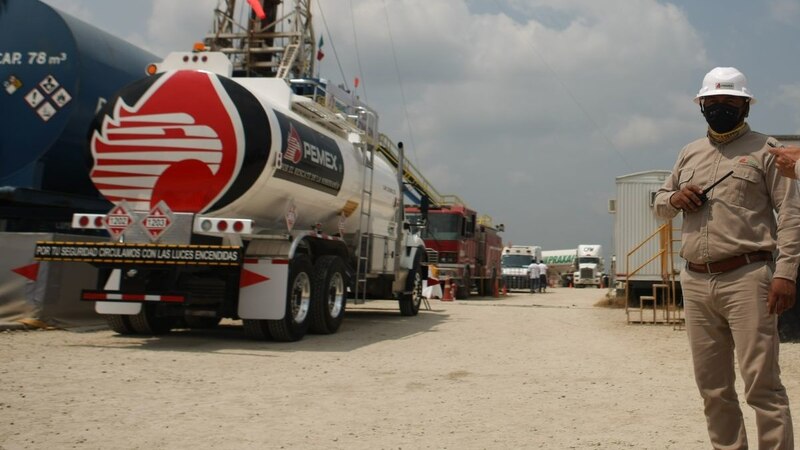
[[238, 258, 289, 320], [95, 269, 141, 315]]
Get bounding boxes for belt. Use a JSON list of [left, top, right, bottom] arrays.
[[686, 251, 773, 274]]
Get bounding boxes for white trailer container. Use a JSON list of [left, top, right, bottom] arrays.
[[541, 249, 576, 287], [610, 171, 683, 294]]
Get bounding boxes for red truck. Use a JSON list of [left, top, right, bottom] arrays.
[[405, 203, 503, 298]]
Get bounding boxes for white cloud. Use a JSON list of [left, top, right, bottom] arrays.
[[144, 0, 218, 57]]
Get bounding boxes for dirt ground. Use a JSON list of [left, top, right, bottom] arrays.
[[1, 288, 799, 450]]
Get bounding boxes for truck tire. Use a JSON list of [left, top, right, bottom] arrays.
[[128, 304, 177, 335], [399, 253, 424, 316], [105, 314, 136, 335], [267, 255, 313, 342], [309, 255, 347, 334], [480, 269, 497, 296], [457, 270, 471, 299], [243, 319, 271, 340]]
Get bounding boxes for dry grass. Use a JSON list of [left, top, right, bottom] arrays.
[[593, 291, 626, 308]]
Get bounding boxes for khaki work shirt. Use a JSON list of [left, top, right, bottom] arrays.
[[654, 125, 800, 281]]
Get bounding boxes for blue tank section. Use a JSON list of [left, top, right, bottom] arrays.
[[0, 0, 158, 197]]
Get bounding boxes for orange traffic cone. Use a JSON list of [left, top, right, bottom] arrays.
[[442, 277, 454, 302]]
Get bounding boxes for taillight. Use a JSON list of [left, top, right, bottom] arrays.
[[194, 217, 253, 235]]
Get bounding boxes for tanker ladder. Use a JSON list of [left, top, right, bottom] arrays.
[[353, 140, 375, 305]]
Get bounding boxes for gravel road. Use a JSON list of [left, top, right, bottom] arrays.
[[2, 287, 799, 449]]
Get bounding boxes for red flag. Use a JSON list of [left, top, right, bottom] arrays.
[[354, 77, 360, 88], [247, 0, 266, 20]]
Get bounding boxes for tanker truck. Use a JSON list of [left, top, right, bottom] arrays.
[[32, 49, 429, 341]]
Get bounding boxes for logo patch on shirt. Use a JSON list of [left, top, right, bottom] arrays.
[[737, 156, 761, 170]]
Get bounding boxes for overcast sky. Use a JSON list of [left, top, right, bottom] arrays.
[[42, 0, 800, 260]]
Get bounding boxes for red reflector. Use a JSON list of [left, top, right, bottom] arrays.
[[94, 216, 104, 227], [78, 216, 89, 227], [217, 221, 228, 232], [233, 221, 244, 232], [82, 292, 106, 300]]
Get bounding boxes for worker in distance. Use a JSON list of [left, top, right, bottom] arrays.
[[654, 67, 800, 449]]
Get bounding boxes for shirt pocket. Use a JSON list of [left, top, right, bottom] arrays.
[[724, 165, 762, 208]]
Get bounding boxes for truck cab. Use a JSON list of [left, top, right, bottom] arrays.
[[405, 204, 502, 298], [573, 244, 604, 288], [501, 245, 541, 290]]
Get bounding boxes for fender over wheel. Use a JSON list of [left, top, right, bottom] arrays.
[[309, 255, 347, 334], [267, 255, 313, 342]]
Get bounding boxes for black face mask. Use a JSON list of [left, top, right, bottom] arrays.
[[702, 103, 746, 133]]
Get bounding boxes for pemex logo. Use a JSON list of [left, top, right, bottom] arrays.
[[90, 71, 245, 212], [284, 124, 303, 164]]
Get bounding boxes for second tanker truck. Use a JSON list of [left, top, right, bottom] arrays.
[[33, 2, 430, 342]]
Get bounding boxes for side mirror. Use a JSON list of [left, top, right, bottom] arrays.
[[497, 224, 505, 232]]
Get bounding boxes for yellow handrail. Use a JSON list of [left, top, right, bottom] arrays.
[[624, 219, 682, 325]]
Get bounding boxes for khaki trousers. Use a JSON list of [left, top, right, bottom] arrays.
[[681, 262, 793, 449]]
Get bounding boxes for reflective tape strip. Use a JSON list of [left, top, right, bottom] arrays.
[[82, 292, 184, 303]]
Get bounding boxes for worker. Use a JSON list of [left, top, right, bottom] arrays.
[[537, 260, 548, 293], [527, 259, 540, 293], [653, 66, 800, 449]]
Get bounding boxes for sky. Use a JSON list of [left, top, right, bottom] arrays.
[[41, 0, 800, 261]]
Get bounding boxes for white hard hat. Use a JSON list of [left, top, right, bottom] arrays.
[[693, 67, 756, 104]]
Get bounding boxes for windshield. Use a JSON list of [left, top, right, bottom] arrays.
[[406, 213, 462, 240], [502, 254, 533, 267], [578, 257, 600, 264]]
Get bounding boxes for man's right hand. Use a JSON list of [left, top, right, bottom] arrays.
[[669, 185, 705, 212]]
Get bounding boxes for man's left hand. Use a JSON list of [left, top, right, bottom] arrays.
[[768, 277, 796, 315]]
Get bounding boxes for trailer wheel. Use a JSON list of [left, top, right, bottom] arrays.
[[105, 314, 136, 335], [128, 304, 177, 335], [309, 255, 347, 334], [268, 255, 313, 342], [243, 319, 272, 340], [400, 253, 424, 316]]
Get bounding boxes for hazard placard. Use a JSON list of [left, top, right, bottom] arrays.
[[104, 201, 134, 240], [141, 201, 173, 241]]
